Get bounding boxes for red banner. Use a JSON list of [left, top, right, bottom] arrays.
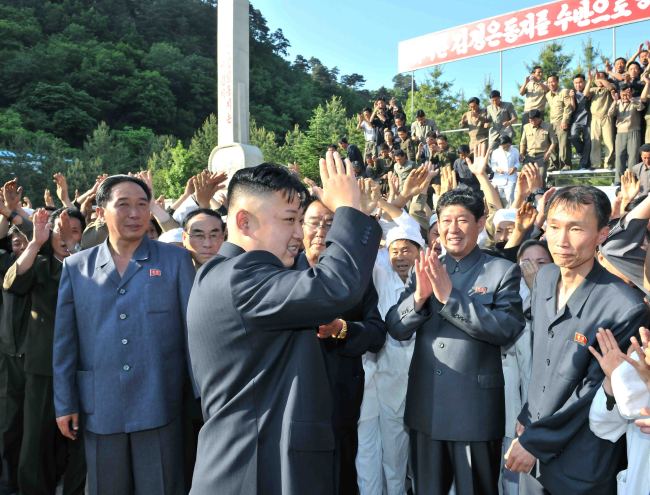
[[398, 0, 650, 72]]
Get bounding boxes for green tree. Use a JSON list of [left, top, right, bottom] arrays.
[[525, 42, 573, 88]]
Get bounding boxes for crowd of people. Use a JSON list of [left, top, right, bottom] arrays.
[[1, 43, 650, 495]]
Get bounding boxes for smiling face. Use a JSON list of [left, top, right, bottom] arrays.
[[389, 239, 420, 282], [438, 204, 485, 260], [495, 221, 515, 244], [573, 76, 586, 92], [302, 200, 334, 266], [545, 202, 608, 271], [547, 76, 559, 91], [50, 215, 83, 260], [228, 190, 304, 268]]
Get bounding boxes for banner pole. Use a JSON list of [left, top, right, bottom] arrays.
[[411, 71, 415, 119], [499, 51, 503, 96], [612, 26, 616, 60]]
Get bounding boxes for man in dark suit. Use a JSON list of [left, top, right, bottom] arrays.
[[506, 185, 649, 494], [187, 154, 382, 495], [297, 196, 385, 494], [53, 175, 195, 495], [385, 187, 525, 495]]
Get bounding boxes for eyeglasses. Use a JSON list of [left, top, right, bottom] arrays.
[[188, 232, 223, 242], [303, 219, 334, 232]]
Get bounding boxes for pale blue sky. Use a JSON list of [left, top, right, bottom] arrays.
[[252, 0, 650, 101]]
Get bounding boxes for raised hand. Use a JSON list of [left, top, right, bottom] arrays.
[[515, 202, 537, 233], [358, 178, 379, 215], [588, 328, 627, 378], [535, 186, 556, 228], [520, 259, 539, 289], [44, 189, 55, 208], [53, 172, 71, 205], [3, 179, 22, 210], [80, 193, 95, 220], [31, 208, 51, 247], [0, 189, 9, 217], [402, 165, 428, 198], [22, 196, 31, 209], [621, 170, 640, 203], [622, 327, 650, 385], [414, 248, 434, 311], [466, 153, 488, 177], [424, 246, 452, 304], [439, 166, 457, 195], [318, 150, 361, 212], [522, 163, 543, 191]]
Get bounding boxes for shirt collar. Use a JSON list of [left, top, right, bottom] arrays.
[[444, 245, 482, 274]]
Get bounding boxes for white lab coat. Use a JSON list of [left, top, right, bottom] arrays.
[[589, 358, 650, 495]]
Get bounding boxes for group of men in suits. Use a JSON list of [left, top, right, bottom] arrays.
[[1, 153, 648, 495]]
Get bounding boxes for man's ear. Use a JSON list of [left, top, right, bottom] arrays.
[[235, 209, 250, 234], [597, 226, 610, 246], [477, 215, 487, 232], [95, 206, 105, 221]]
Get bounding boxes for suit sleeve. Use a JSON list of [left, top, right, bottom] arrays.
[[518, 301, 648, 463], [176, 250, 199, 396], [3, 259, 36, 295], [232, 207, 382, 331], [438, 262, 525, 346], [385, 274, 432, 341], [338, 281, 386, 357], [53, 260, 80, 417]]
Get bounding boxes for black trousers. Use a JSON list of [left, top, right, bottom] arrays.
[[0, 353, 25, 495], [410, 430, 501, 495], [334, 425, 358, 495], [19, 373, 85, 495]]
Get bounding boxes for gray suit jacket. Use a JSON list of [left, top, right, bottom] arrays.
[[518, 261, 649, 495], [187, 207, 381, 495], [53, 236, 195, 434], [386, 246, 525, 441]]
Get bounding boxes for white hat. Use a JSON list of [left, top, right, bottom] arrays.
[[428, 214, 438, 228], [385, 225, 425, 249], [493, 208, 517, 228], [158, 227, 183, 244]]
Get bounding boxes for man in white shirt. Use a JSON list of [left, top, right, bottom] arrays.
[[490, 136, 520, 207], [356, 214, 425, 495]]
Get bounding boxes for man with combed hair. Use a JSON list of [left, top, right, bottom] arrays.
[[506, 186, 649, 495], [187, 155, 382, 494], [386, 185, 525, 494]]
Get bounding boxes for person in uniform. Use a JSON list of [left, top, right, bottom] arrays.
[[486, 90, 518, 153], [585, 71, 616, 170], [519, 66, 549, 125], [505, 186, 649, 495], [4, 208, 87, 495], [545, 74, 574, 171], [187, 155, 381, 495], [386, 186, 525, 494], [519, 109, 558, 183]]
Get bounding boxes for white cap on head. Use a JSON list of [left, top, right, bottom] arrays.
[[157, 227, 183, 244], [385, 225, 425, 249], [428, 214, 438, 228], [493, 208, 517, 228]]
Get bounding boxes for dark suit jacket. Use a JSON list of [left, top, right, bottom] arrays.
[[295, 253, 386, 431], [187, 207, 381, 495], [386, 246, 525, 441], [0, 250, 29, 357], [518, 261, 649, 495]]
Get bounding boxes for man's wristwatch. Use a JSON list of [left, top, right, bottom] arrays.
[[335, 320, 348, 340]]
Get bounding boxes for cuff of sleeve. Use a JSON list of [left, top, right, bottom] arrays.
[[518, 431, 556, 464]]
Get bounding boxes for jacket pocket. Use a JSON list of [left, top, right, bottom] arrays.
[[76, 370, 94, 414], [477, 373, 505, 388], [288, 421, 335, 452]]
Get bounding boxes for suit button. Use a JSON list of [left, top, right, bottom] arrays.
[[123, 364, 130, 371], [537, 413, 540, 420], [119, 288, 126, 295], [121, 339, 128, 345], [439, 343, 445, 348], [542, 386, 546, 392], [546, 358, 550, 366], [549, 330, 554, 338], [435, 369, 442, 375], [119, 313, 127, 320]]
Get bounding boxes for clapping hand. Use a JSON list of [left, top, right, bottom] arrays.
[[623, 327, 650, 385], [319, 151, 361, 212], [31, 209, 51, 247], [358, 178, 380, 215], [43, 189, 55, 208], [3, 179, 23, 211], [588, 328, 628, 379], [439, 166, 457, 195]]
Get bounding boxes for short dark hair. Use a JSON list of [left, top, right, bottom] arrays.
[[48, 207, 87, 232], [458, 144, 470, 155], [396, 126, 408, 134], [393, 149, 406, 158], [96, 175, 151, 208], [338, 136, 348, 145], [364, 152, 374, 159], [425, 130, 437, 139], [227, 162, 308, 208], [436, 188, 485, 221], [533, 65, 543, 72], [619, 83, 632, 91], [380, 143, 390, 151], [383, 128, 393, 135], [499, 135, 512, 145], [363, 107, 372, 113], [468, 96, 480, 105], [615, 57, 626, 64], [517, 239, 551, 262], [490, 90, 501, 98], [640, 144, 650, 154], [548, 73, 559, 81], [573, 73, 585, 81], [628, 61, 642, 71], [529, 109, 542, 119], [183, 208, 224, 231], [437, 134, 448, 142], [394, 112, 406, 121], [416, 109, 425, 118], [545, 185, 611, 229]]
